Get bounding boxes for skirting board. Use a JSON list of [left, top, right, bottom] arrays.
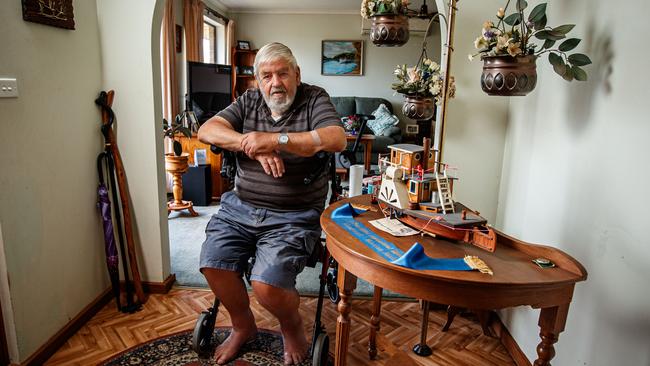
[[119, 273, 177, 294], [489, 312, 532, 366], [20, 274, 176, 366]]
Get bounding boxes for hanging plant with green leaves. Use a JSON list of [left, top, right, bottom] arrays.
[[469, 0, 591, 81]]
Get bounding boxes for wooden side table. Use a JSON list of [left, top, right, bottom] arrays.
[[321, 195, 588, 366], [345, 134, 375, 175]]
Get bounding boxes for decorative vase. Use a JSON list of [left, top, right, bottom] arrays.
[[370, 15, 409, 47], [165, 152, 198, 216], [402, 95, 435, 120], [481, 55, 538, 96]]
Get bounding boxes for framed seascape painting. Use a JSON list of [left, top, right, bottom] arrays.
[[321, 40, 363, 76]]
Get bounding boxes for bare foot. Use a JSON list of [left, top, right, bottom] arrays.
[[281, 316, 309, 365], [213, 325, 257, 365]]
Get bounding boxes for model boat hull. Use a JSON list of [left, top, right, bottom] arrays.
[[394, 205, 497, 252]]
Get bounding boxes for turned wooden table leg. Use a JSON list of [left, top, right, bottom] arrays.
[[534, 304, 570, 366], [335, 265, 357, 366], [368, 286, 383, 359]]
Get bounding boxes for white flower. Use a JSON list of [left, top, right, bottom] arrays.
[[424, 59, 432, 66], [468, 54, 475, 61], [474, 36, 488, 49], [429, 80, 442, 96]]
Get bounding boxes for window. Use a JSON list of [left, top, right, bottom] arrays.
[[202, 10, 227, 64], [409, 181, 417, 194], [202, 21, 216, 63]]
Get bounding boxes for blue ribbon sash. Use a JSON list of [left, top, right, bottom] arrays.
[[331, 203, 472, 271]]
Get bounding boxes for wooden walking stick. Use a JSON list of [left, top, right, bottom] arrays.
[[96, 90, 147, 304]]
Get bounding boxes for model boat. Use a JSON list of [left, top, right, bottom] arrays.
[[376, 139, 496, 252]]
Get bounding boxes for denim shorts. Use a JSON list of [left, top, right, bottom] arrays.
[[199, 191, 322, 289]]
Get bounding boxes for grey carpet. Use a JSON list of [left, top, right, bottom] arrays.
[[169, 203, 402, 297]]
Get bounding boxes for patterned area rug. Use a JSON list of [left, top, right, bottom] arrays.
[[101, 328, 322, 366]]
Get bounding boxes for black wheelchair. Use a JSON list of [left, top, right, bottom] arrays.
[[191, 147, 343, 366]]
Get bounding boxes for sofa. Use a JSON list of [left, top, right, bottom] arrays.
[[330, 96, 402, 166]]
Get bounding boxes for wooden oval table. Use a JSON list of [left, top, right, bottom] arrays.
[[321, 195, 587, 366]]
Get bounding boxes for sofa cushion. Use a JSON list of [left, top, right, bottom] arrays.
[[355, 97, 392, 115], [330, 97, 356, 117], [368, 104, 399, 135]]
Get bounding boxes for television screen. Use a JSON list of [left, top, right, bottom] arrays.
[[187, 62, 232, 123]]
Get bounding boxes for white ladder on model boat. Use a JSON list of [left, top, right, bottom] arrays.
[[435, 170, 455, 214]]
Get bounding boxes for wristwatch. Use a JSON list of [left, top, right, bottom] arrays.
[[278, 133, 289, 145]]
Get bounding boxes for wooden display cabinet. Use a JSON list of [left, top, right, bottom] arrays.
[[231, 47, 258, 100], [178, 134, 229, 201]]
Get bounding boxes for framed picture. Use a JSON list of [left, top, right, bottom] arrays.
[[406, 124, 419, 135], [237, 40, 251, 50], [239, 66, 254, 75], [22, 0, 75, 30], [321, 40, 363, 76], [194, 149, 207, 166], [175, 24, 183, 53]]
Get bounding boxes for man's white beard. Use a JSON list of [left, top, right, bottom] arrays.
[[262, 86, 295, 116]]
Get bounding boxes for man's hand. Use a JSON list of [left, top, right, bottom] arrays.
[[254, 152, 285, 178], [241, 132, 277, 158]]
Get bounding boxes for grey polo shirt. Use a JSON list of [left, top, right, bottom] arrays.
[[216, 83, 342, 212]]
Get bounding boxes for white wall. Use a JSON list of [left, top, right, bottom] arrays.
[[0, 1, 105, 361], [96, 0, 170, 284], [497, 0, 650, 364]]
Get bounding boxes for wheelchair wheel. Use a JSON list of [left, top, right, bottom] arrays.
[[337, 151, 355, 170], [312, 333, 330, 366], [192, 309, 217, 357], [326, 271, 340, 304]]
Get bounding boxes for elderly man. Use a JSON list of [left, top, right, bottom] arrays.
[[197, 42, 346, 365]]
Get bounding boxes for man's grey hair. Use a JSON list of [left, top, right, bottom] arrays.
[[253, 42, 298, 77]]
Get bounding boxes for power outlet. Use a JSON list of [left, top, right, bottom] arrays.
[[0, 78, 18, 98]]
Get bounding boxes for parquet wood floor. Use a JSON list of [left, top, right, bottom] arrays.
[[45, 288, 516, 365]]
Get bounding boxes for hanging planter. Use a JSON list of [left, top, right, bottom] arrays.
[[402, 95, 435, 120], [481, 55, 537, 96], [370, 15, 409, 47], [470, 2, 591, 97]]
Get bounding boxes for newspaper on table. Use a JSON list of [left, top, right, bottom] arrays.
[[369, 217, 419, 237]]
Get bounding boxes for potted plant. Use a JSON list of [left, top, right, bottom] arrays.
[[469, 0, 592, 96], [392, 58, 456, 120], [361, 0, 410, 47], [163, 115, 197, 216]]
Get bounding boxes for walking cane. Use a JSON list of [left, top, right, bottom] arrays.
[[95, 90, 146, 305]]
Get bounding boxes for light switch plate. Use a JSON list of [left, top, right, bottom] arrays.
[[0, 78, 18, 98]]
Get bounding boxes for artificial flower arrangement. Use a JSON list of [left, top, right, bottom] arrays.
[[341, 115, 361, 133], [360, 0, 409, 19], [392, 58, 456, 104], [469, 1, 591, 81]]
